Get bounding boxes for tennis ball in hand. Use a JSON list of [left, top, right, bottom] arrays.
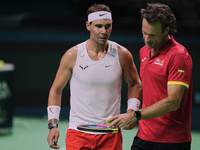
[[106, 116, 113, 126]]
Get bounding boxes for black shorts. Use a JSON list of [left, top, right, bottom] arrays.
[[131, 136, 191, 150]]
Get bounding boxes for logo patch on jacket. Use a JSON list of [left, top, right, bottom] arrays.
[[154, 58, 164, 66]]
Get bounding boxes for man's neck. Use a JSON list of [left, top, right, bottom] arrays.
[[86, 40, 108, 61], [86, 39, 108, 53]]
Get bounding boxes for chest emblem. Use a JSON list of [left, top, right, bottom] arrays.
[[79, 65, 88, 70], [105, 65, 112, 68], [154, 58, 164, 66], [142, 57, 146, 62]]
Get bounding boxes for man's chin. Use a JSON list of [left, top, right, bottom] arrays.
[[99, 40, 107, 45], [145, 45, 151, 48]]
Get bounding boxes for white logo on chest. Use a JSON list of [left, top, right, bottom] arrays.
[[142, 57, 146, 62], [154, 58, 164, 66]]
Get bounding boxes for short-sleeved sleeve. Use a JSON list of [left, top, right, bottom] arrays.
[[167, 53, 192, 88]]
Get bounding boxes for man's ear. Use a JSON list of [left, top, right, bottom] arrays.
[[164, 26, 169, 35], [86, 21, 91, 31]]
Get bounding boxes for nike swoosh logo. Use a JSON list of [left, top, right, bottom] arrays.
[[49, 107, 53, 114], [99, 13, 107, 17], [105, 65, 112, 68]]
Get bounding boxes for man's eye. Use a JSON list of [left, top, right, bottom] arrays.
[[96, 25, 102, 28], [105, 25, 111, 29], [149, 34, 156, 37]]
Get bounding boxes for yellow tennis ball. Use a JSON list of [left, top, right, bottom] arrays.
[[0, 60, 5, 69], [106, 116, 113, 126]]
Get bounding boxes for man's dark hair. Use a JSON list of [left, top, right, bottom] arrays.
[[86, 4, 111, 16], [140, 3, 177, 34]]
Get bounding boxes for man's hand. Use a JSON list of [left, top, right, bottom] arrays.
[[106, 111, 136, 128], [47, 127, 60, 149], [123, 121, 137, 130]]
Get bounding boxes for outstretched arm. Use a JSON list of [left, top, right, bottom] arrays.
[[108, 84, 186, 128]]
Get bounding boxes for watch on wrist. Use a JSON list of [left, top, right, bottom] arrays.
[[134, 110, 141, 121], [48, 123, 58, 130]]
